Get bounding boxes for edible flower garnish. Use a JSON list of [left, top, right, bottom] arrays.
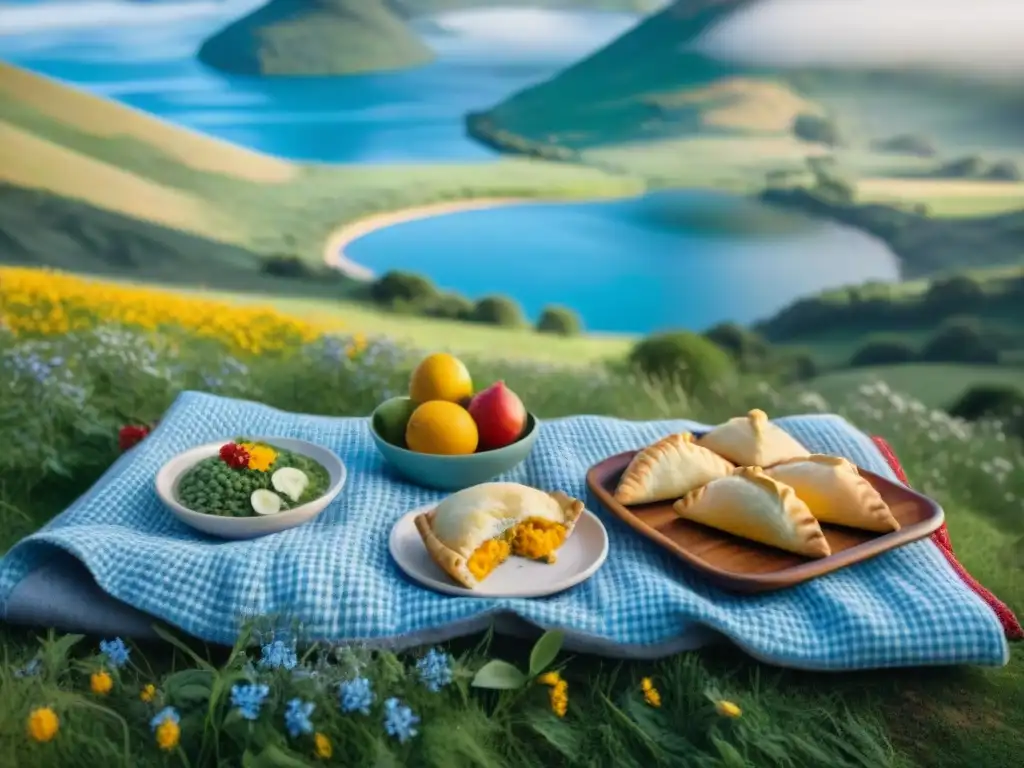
[[240, 442, 278, 472], [219, 442, 250, 470]]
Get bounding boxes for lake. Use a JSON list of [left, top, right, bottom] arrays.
[[0, 2, 900, 332]]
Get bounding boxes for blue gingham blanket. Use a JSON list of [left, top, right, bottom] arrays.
[[0, 392, 1009, 670]]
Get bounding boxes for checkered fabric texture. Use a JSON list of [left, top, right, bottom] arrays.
[[0, 392, 1009, 669]]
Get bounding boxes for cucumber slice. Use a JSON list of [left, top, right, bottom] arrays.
[[271, 467, 309, 503], [251, 489, 283, 516]]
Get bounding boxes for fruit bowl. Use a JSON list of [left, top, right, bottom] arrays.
[[369, 397, 539, 491]]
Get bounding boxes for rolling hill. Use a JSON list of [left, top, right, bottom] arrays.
[[197, 0, 436, 76]]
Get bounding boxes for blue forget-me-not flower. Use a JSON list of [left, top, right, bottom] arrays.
[[259, 640, 298, 671], [415, 648, 453, 692], [383, 698, 419, 744], [339, 676, 375, 715], [284, 698, 315, 738], [230, 683, 270, 721], [99, 638, 131, 668]]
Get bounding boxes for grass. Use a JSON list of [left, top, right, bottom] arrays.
[[804, 364, 1024, 410], [0, 270, 1022, 766]]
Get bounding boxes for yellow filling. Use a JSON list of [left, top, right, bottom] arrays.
[[465, 518, 568, 581]]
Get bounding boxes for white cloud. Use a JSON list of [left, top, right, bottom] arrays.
[[692, 0, 1024, 78]]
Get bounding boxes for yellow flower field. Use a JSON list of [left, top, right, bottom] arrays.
[[0, 267, 329, 356]]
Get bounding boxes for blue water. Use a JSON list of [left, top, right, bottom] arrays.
[[0, 3, 900, 332]]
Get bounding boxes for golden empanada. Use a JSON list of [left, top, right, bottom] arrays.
[[696, 409, 810, 467], [766, 455, 899, 533], [673, 467, 831, 558], [414, 482, 584, 589], [614, 432, 735, 505]]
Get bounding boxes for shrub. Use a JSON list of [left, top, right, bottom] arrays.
[[934, 156, 987, 179], [947, 384, 1024, 421], [536, 306, 582, 336], [848, 338, 918, 367], [923, 274, 985, 312], [986, 160, 1022, 181], [423, 293, 474, 321], [467, 295, 524, 327], [703, 322, 769, 364], [369, 271, 437, 307], [871, 134, 937, 157], [260, 255, 314, 279], [627, 331, 735, 394], [792, 114, 842, 146], [919, 318, 1001, 364]]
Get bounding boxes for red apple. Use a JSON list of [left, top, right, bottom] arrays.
[[468, 381, 527, 451]]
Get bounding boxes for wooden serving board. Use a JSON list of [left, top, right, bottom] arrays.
[[586, 451, 945, 593]]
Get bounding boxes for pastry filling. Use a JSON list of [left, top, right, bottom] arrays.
[[464, 518, 568, 580]]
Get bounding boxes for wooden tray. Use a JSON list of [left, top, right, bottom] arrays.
[[586, 451, 945, 593]]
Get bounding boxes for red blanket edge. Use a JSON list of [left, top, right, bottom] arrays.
[[871, 435, 1023, 641]]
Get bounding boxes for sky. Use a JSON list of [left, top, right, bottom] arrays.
[[694, 0, 1024, 79]]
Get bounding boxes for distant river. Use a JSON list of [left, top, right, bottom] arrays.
[[0, 2, 900, 332]]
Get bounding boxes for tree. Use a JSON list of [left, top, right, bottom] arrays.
[[467, 296, 524, 327], [792, 114, 842, 147], [536, 306, 582, 336], [628, 331, 736, 394], [369, 271, 437, 306]]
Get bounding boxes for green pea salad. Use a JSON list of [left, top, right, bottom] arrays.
[[175, 438, 331, 517]]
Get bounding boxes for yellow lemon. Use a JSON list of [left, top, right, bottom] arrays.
[[409, 353, 473, 404], [406, 401, 479, 456]]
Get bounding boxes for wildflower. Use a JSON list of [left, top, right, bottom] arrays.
[[26, 707, 59, 742], [549, 679, 568, 718], [219, 442, 250, 470], [99, 637, 130, 669], [230, 683, 270, 721], [140, 684, 157, 703], [715, 700, 742, 718], [383, 697, 419, 744], [284, 698, 315, 738], [14, 658, 41, 678], [118, 425, 150, 452], [242, 444, 278, 473], [415, 648, 453, 692], [640, 677, 661, 708], [314, 732, 333, 759], [150, 707, 181, 751], [339, 676, 374, 715], [90, 670, 113, 695], [536, 671, 561, 686], [259, 639, 298, 671]]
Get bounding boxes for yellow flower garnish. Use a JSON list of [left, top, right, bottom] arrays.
[[241, 443, 278, 473], [90, 671, 113, 696], [715, 700, 742, 718], [314, 732, 333, 759], [549, 679, 568, 718], [537, 671, 561, 687], [155, 719, 180, 751], [26, 707, 59, 742], [140, 684, 156, 703], [641, 677, 661, 708]]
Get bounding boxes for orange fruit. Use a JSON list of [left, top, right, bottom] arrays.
[[405, 401, 479, 456], [409, 353, 473, 404]]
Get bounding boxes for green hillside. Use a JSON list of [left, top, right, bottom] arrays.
[[197, 0, 435, 76]]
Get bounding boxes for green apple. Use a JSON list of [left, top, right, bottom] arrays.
[[372, 396, 418, 447]]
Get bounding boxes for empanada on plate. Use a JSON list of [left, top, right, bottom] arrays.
[[414, 482, 584, 589], [766, 455, 900, 533], [696, 409, 810, 467], [673, 467, 831, 558], [614, 432, 735, 505]]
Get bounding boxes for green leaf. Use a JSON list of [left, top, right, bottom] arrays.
[[470, 659, 527, 690], [151, 623, 214, 671], [528, 630, 564, 677], [246, 744, 316, 768]]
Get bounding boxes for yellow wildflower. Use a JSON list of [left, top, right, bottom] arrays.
[[537, 671, 561, 687], [90, 670, 113, 695], [715, 700, 742, 719], [640, 677, 661, 708], [314, 732, 333, 759], [155, 719, 180, 751], [26, 707, 59, 742], [243, 445, 278, 473], [549, 679, 568, 718], [140, 684, 156, 703]]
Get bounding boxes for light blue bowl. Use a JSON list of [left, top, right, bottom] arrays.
[[368, 398, 539, 491]]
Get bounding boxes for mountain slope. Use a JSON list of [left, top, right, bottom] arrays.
[[197, 0, 435, 76]]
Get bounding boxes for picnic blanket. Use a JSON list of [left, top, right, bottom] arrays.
[[0, 391, 1013, 670]]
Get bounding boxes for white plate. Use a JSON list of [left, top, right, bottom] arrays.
[[155, 438, 346, 540], [389, 504, 609, 598]]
